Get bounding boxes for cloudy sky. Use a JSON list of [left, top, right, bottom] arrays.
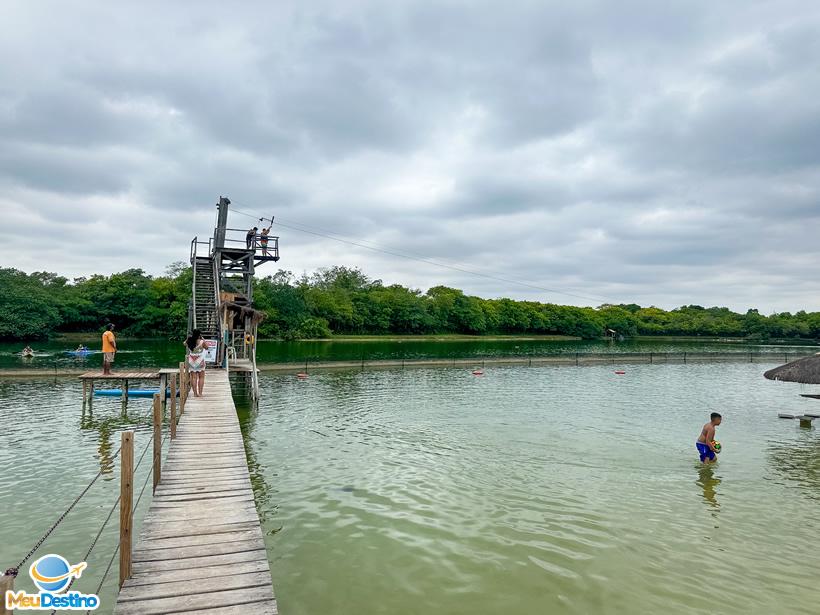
[[1, 1, 818, 312]]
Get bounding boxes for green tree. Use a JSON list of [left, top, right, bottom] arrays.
[[0, 268, 62, 339]]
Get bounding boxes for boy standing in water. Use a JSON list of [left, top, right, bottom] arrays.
[[696, 413, 722, 463]]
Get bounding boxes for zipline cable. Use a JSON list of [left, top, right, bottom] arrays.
[[227, 204, 614, 305]]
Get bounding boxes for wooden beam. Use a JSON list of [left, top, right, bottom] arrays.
[[0, 573, 14, 615], [152, 394, 162, 493], [119, 431, 134, 588]]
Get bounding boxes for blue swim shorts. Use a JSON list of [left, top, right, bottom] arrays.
[[696, 442, 715, 462]]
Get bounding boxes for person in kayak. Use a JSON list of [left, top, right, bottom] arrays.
[[696, 413, 722, 463]]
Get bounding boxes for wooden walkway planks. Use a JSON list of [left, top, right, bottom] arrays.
[[115, 369, 277, 614], [80, 371, 161, 379]]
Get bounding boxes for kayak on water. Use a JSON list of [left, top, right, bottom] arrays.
[[65, 349, 97, 355]]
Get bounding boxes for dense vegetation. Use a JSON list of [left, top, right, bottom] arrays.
[[1, 265, 819, 342]]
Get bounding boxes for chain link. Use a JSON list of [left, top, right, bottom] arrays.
[[11, 446, 122, 572]]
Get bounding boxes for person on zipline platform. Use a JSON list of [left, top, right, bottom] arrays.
[[102, 323, 117, 375], [246, 226, 258, 250]]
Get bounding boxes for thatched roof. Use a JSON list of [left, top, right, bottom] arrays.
[[222, 301, 267, 325], [764, 353, 820, 384]]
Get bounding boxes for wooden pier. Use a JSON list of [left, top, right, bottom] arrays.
[[115, 368, 277, 614], [80, 369, 179, 402]]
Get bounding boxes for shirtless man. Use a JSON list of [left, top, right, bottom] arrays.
[[696, 413, 722, 463]]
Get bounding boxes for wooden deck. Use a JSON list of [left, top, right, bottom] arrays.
[[115, 369, 277, 614], [229, 359, 257, 373], [79, 371, 161, 379]]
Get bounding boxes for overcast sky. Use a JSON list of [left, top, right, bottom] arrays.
[[1, 1, 818, 312]]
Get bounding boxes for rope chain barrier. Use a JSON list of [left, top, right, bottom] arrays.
[[78, 430, 158, 613], [48, 492, 121, 615], [4, 446, 123, 578]]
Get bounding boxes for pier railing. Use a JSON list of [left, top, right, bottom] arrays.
[[1, 367, 190, 614], [223, 227, 280, 260]]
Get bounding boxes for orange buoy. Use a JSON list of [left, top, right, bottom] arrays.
[[472, 369, 484, 376]]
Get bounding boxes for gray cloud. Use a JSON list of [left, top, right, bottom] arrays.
[[0, 0, 819, 312]]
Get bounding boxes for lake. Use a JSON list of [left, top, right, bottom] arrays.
[[1, 337, 818, 371], [1, 359, 819, 614]]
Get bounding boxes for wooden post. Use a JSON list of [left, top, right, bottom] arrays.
[[179, 362, 187, 413], [170, 373, 177, 427], [89, 379, 95, 402], [0, 572, 14, 615], [122, 379, 129, 402], [170, 381, 177, 440], [119, 430, 134, 588], [152, 394, 161, 493], [82, 379, 87, 403], [159, 374, 167, 410]]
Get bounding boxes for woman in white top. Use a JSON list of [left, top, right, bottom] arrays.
[[184, 329, 207, 397]]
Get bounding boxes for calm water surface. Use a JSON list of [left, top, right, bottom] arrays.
[[246, 363, 820, 615], [1, 337, 817, 371], [1, 362, 819, 614]]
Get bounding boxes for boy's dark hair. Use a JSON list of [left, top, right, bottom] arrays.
[[710, 412, 721, 420]]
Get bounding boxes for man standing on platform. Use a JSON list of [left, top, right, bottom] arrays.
[[102, 323, 117, 375], [246, 226, 258, 250]]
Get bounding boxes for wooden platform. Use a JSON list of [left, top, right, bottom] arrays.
[[79, 371, 160, 379], [80, 370, 179, 403], [229, 359, 258, 373], [115, 369, 277, 614]]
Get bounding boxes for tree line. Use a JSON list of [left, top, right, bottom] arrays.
[[2, 265, 819, 341]]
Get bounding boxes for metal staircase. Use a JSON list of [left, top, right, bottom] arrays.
[[186, 197, 280, 402], [190, 251, 220, 340]]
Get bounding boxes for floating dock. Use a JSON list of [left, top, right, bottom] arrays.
[[114, 369, 277, 614]]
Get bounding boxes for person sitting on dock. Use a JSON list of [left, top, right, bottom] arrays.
[[102, 323, 117, 375], [184, 328, 207, 397], [246, 226, 258, 250], [696, 413, 722, 463]]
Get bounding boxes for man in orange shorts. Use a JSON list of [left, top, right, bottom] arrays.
[[102, 323, 117, 375]]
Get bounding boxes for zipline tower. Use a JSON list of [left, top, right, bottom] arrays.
[[189, 196, 279, 399]]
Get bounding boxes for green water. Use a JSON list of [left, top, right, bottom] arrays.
[[1, 360, 819, 614], [245, 364, 820, 615], [1, 337, 817, 371]]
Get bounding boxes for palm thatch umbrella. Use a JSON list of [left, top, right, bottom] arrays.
[[764, 353, 820, 385]]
